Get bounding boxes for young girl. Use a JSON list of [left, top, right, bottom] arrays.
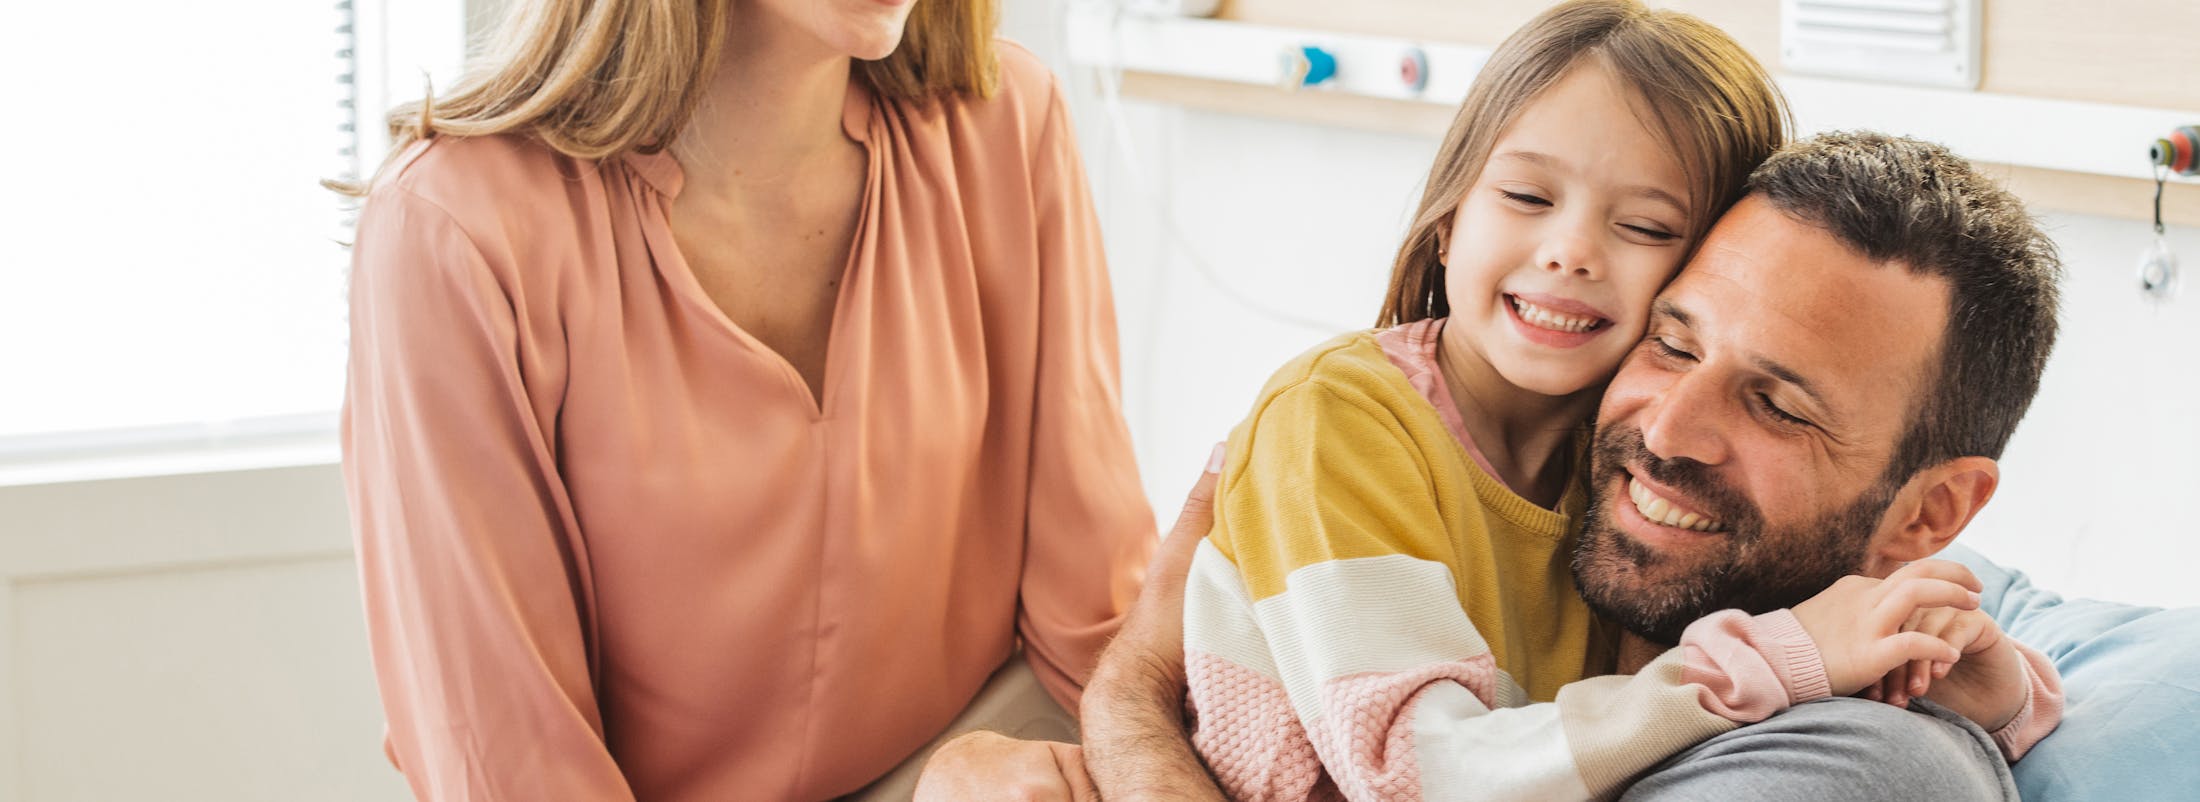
[[1180, 2, 2049, 798]]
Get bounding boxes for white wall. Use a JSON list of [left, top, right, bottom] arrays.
[[1971, 214, 2200, 607], [1016, 18, 2200, 608]]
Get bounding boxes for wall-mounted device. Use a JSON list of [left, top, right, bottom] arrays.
[[2141, 125, 2196, 300], [1780, 0, 1982, 90], [1279, 45, 1337, 89], [1068, 8, 2200, 188], [2152, 126, 2200, 177]]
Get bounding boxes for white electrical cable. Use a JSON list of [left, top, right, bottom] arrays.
[[1069, 0, 1359, 464], [1091, 2, 1349, 337]]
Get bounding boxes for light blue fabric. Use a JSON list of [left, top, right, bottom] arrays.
[[1937, 543, 2200, 801]]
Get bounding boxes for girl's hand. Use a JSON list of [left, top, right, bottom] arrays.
[[1863, 606, 2028, 732], [1790, 560, 1983, 696]]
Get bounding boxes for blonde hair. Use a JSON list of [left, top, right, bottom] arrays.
[[332, 0, 1000, 195], [1377, 0, 1790, 326]]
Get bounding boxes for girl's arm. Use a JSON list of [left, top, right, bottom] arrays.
[[1189, 380, 1970, 801]]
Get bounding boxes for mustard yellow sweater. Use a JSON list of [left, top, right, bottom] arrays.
[[1183, 324, 1854, 800]]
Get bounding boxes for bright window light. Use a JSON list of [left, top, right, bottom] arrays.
[[0, 0, 465, 454]]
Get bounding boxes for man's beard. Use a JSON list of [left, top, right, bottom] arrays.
[[1570, 423, 1896, 645]]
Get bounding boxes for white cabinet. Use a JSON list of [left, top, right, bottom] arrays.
[[0, 465, 408, 802]]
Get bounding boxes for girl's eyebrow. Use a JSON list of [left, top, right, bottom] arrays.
[[1493, 149, 1563, 168], [1627, 186, 1690, 219], [1493, 149, 1687, 217]]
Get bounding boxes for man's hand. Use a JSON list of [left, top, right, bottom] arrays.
[[1791, 560, 1983, 696], [1080, 444, 1229, 801], [914, 731, 1098, 802], [1865, 606, 2028, 731]]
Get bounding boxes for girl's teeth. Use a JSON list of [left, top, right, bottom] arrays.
[[1512, 298, 1600, 333]]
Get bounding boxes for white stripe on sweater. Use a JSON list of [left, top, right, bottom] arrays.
[[1184, 540, 1282, 678], [1413, 684, 1594, 800], [1244, 552, 1524, 722]]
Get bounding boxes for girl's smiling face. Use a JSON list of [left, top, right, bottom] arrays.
[[1442, 57, 1696, 399]]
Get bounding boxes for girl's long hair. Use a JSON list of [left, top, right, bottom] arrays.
[[1377, 0, 1791, 326]]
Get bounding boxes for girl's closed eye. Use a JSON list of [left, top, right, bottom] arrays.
[[1500, 189, 1552, 207], [1620, 222, 1681, 242]]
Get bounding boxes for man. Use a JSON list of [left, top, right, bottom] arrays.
[[923, 132, 2064, 800]]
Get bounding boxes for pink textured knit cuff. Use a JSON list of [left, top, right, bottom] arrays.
[[1989, 641, 2065, 762], [1680, 608, 1828, 723], [1752, 608, 1832, 705]]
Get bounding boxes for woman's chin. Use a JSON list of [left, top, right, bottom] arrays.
[[837, 26, 908, 62], [849, 41, 901, 61]]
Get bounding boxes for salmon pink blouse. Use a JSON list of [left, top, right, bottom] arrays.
[[341, 43, 1156, 801]]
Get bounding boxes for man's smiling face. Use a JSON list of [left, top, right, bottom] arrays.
[[1572, 194, 1953, 644]]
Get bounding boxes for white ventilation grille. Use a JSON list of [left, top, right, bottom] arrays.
[[1780, 0, 1981, 89]]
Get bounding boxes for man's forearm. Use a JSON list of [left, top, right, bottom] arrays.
[[1081, 649, 1226, 801], [1084, 444, 1228, 800]]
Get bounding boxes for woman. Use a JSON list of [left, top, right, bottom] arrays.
[[338, 0, 1156, 798]]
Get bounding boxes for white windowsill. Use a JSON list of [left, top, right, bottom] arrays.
[[0, 413, 342, 488]]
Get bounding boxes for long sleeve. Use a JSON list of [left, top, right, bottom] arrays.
[[1184, 379, 1828, 801], [1988, 641, 2065, 762], [342, 184, 636, 801], [1015, 70, 1159, 712]]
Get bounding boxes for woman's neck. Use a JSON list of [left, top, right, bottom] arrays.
[[1433, 319, 1604, 508], [672, 13, 856, 199]]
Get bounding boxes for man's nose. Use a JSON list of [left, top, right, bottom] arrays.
[[1639, 370, 1730, 466]]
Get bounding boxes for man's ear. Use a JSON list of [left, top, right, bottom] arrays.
[[1866, 456, 2000, 576]]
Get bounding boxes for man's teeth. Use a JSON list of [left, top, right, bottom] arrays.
[[1511, 297, 1601, 333], [1627, 478, 1724, 532]]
